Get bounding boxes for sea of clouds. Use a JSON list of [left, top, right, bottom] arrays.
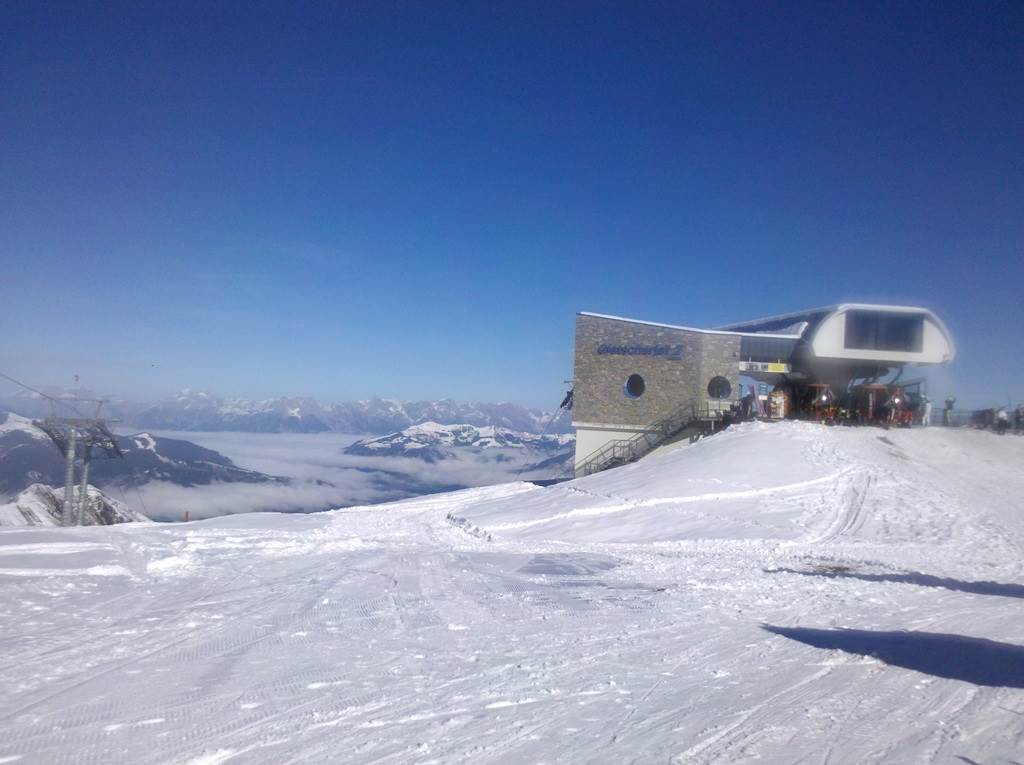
[[131, 431, 556, 521]]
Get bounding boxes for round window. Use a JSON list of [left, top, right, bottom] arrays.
[[707, 376, 732, 399], [624, 374, 646, 399]]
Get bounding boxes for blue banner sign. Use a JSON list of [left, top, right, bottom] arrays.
[[597, 343, 683, 359]]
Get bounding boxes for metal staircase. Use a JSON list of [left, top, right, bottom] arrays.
[[574, 398, 729, 477]]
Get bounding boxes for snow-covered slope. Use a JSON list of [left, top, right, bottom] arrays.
[[1, 422, 1022, 763], [0, 483, 148, 526], [449, 420, 880, 542]]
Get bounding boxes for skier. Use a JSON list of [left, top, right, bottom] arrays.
[[995, 407, 1010, 435], [920, 397, 932, 427], [740, 391, 754, 420], [944, 396, 956, 426], [1015, 405, 1024, 434], [885, 387, 905, 426]]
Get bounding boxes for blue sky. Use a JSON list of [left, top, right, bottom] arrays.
[[3, 1, 1021, 408]]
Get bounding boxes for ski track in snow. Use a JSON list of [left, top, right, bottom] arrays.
[[0, 422, 1023, 763]]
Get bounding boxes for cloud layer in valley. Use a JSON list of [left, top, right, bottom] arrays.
[[131, 431, 557, 521]]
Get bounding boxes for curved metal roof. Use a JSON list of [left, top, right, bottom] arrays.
[[579, 312, 802, 339], [580, 304, 955, 364], [716, 303, 942, 334]]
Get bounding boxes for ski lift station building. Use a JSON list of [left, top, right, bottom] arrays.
[[571, 304, 955, 474]]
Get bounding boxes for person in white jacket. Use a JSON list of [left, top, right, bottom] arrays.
[[996, 407, 1010, 435], [921, 397, 932, 427]]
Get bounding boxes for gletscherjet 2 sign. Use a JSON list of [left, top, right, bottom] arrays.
[[597, 343, 683, 360]]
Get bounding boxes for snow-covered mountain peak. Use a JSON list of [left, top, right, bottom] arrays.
[[175, 389, 214, 404], [131, 433, 158, 452], [0, 412, 47, 440], [344, 422, 575, 467], [0, 483, 148, 526], [406, 421, 459, 435]]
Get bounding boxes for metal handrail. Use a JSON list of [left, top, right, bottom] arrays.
[[575, 397, 726, 477]]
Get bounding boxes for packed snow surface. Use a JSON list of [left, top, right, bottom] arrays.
[[1, 422, 1023, 763]]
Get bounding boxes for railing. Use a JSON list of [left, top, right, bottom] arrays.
[[938, 408, 1022, 429], [574, 397, 731, 477], [938, 409, 974, 427]]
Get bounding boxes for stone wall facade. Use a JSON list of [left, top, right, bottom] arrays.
[[572, 313, 740, 429]]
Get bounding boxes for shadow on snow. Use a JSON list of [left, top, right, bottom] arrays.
[[763, 625, 1024, 688], [765, 567, 1024, 600]]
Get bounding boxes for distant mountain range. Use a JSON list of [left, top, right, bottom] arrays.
[[0, 412, 281, 498], [0, 388, 572, 435], [346, 421, 573, 462], [345, 422, 575, 477]]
